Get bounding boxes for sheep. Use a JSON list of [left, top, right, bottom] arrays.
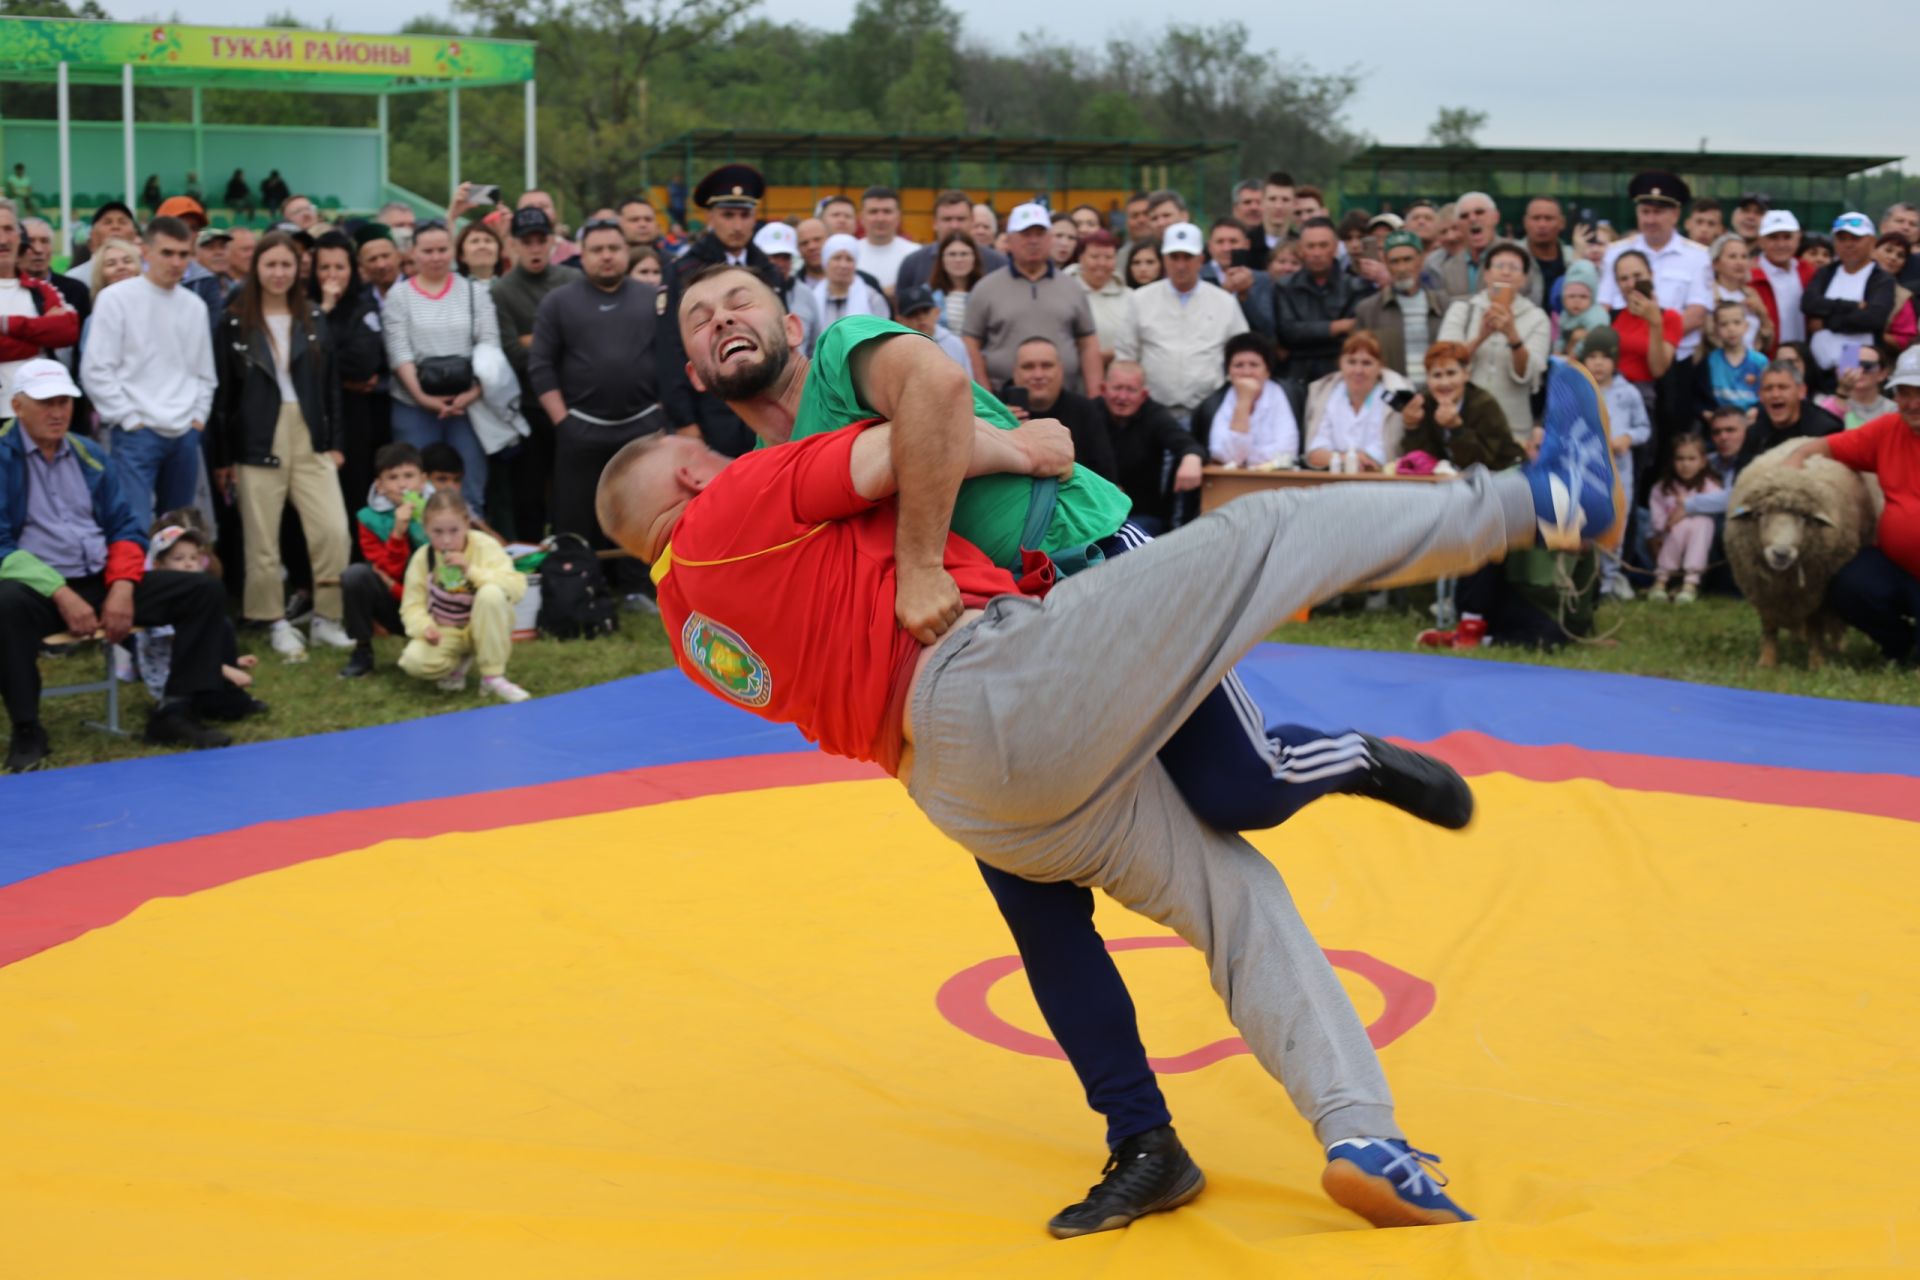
[[1724, 441, 1876, 669]]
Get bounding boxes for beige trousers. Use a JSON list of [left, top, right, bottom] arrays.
[[236, 402, 350, 623], [398, 583, 516, 681]]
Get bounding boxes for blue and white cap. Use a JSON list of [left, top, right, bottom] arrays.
[[1831, 211, 1875, 238]]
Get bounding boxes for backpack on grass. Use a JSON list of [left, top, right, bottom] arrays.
[[537, 533, 619, 639]]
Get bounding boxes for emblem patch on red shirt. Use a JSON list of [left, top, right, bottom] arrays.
[[682, 612, 772, 708]]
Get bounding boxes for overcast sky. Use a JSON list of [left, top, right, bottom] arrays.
[[127, 0, 1911, 168]]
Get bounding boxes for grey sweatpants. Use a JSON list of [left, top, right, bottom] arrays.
[[907, 469, 1536, 1145]]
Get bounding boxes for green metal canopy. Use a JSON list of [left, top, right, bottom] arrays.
[[0, 16, 538, 236]]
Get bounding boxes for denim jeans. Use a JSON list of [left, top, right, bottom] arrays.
[[109, 426, 204, 533], [390, 399, 488, 517]]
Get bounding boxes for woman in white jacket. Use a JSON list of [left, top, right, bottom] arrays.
[[1436, 240, 1550, 447]]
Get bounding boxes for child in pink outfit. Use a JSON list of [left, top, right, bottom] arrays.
[[1648, 432, 1721, 603]]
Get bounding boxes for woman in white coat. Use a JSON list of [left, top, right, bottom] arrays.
[[1437, 240, 1550, 448]]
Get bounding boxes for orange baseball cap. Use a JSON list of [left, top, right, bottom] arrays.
[[155, 196, 208, 227]]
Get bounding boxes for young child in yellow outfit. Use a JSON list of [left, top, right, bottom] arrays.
[[398, 490, 531, 702]]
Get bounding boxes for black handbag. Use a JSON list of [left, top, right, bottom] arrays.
[[414, 280, 476, 396]]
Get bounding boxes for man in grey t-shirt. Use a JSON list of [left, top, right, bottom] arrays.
[[962, 203, 1102, 398]]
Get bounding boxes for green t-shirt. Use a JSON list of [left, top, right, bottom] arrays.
[[787, 315, 1131, 567]]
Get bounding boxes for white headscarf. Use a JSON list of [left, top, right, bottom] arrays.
[[812, 233, 884, 322]]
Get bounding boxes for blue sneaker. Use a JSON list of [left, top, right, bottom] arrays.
[[1323, 1137, 1474, 1226], [1524, 356, 1623, 552]]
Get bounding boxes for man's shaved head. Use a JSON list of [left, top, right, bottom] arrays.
[[596, 432, 728, 564], [678, 264, 801, 402]]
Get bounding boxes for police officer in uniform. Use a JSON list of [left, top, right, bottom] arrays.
[[654, 164, 782, 457]]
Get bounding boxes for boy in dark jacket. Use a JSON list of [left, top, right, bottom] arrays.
[[338, 442, 430, 678]]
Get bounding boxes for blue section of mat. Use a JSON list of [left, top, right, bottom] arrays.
[[1230, 647, 1920, 777], [4, 646, 1916, 890]]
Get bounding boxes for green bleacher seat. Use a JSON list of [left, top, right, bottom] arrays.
[[319, 196, 341, 210]]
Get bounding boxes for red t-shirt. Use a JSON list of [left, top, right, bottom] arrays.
[[1826, 413, 1920, 579], [1609, 307, 1685, 384], [653, 422, 1020, 773]]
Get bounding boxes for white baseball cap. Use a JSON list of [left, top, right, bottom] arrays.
[[7, 358, 81, 403], [1886, 346, 1920, 391], [1758, 210, 1800, 237], [1832, 211, 1875, 239], [753, 221, 798, 258], [1006, 202, 1051, 235], [1161, 221, 1204, 256]]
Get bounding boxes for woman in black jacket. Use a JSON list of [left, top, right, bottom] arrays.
[[210, 229, 352, 661], [311, 230, 389, 515]]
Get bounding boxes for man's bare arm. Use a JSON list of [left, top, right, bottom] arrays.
[[850, 333, 975, 644], [848, 418, 1075, 500]]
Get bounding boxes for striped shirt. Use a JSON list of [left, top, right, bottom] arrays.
[[381, 274, 501, 408]]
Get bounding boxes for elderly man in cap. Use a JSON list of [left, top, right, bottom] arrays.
[[1784, 345, 1920, 668], [962, 202, 1104, 401], [1598, 171, 1715, 361], [1354, 230, 1449, 388], [0, 359, 235, 770], [1801, 212, 1897, 380], [1121, 220, 1250, 420], [754, 220, 822, 356], [1751, 210, 1812, 348], [488, 205, 581, 537], [654, 163, 782, 458]]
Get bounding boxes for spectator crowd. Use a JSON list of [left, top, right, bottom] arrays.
[[3, 160, 1917, 771]]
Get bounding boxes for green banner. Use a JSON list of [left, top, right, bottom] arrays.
[[0, 18, 533, 82]]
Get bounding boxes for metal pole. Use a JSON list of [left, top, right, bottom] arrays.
[[523, 79, 537, 192], [447, 85, 460, 213], [57, 62, 72, 256], [190, 87, 203, 202], [121, 63, 135, 206], [377, 93, 389, 192]]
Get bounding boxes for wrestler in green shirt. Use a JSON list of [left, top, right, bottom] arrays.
[[786, 315, 1130, 567]]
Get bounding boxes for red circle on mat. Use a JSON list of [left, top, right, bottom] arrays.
[[935, 937, 1436, 1073]]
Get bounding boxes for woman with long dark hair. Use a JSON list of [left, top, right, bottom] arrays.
[[310, 230, 389, 511], [210, 230, 352, 661]]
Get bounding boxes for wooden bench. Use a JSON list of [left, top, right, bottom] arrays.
[[40, 630, 137, 737]]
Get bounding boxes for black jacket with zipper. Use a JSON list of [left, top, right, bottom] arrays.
[[210, 303, 342, 468]]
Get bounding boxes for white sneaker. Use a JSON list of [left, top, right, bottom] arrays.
[[269, 619, 309, 662], [479, 674, 530, 703], [436, 658, 472, 692], [1604, 576, 1635, 602], [310, 615, 355, 650]]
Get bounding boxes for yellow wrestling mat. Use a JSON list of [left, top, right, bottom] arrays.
[[2, 771, 1916, 1278]]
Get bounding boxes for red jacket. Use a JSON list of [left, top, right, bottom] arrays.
[[0, 275, 80, 362], [357, 518, 415, 600], [1749, 259, 1816, 357]]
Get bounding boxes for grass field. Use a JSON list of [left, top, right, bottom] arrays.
[[22, 591, 1916, 772]]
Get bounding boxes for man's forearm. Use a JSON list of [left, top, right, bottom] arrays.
[[888, 362, 974, 572], [539, 390, 568, 427], [852, 419, 1045, 499]]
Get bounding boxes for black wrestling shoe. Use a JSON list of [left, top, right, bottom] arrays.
[[6, 721, 50, 773], [144, 703, 233, 751], [1046, 1125, 1205, 1239], [1353, 735, 1474, 830]]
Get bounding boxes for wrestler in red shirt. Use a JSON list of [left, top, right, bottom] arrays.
[[632, 417, 1072, 773]]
